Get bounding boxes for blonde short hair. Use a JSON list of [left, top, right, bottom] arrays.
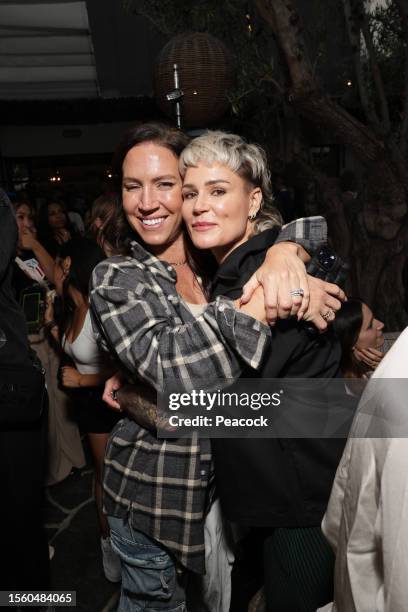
[[179, 130, 282, 234]]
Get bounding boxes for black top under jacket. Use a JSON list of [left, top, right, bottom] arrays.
[[210, 229, 347, 527]]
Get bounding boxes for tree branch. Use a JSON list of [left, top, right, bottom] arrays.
[[394, 0, 408, 155], [342, 0, 380, 128], [360, 16, 391, 133], [255, 0, 317, 95]]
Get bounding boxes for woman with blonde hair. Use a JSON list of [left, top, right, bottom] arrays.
[[179, 130, 346, 611]]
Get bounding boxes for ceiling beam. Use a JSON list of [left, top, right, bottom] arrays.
[[0, 35, 92, 53], [0, 0, 84, 4], [0, 24, 89, 36], [0, 65, 96, 82], [0, 53, 94, 67]]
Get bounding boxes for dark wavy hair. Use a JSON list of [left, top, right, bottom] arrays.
[[332, 298, 368, 377], [112, 122, 216, 296], [56, 237, 105, 344], [37, 199, 75, 250], [88, 192, 132, 255]]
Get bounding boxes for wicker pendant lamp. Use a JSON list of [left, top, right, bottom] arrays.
[[154, 32, 233, 128]]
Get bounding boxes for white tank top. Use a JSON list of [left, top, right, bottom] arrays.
[[63, 310, 109, 375], [185, 302, 206, 316]]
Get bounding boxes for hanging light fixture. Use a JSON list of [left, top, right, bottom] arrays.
[[155, 32, 234, 128]]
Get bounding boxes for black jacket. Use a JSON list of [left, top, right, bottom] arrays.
[[210, 229, 347, 527], [0, 190, 45, 428], [0, 190, 32, 368]]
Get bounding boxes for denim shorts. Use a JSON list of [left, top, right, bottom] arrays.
[[108, 515, 187, 612]]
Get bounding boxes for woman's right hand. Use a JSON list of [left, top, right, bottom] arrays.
[[235, 286, 267, 325], [102, 371, 125, 412]]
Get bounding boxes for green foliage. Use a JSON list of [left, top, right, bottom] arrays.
[[123, 0, 407, 150]]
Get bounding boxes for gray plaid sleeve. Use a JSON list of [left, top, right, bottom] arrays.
[[275, 216, 327, 253], [90, 260, 270, 391]]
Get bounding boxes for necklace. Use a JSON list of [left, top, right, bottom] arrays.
[[168, 260, 187, 267]]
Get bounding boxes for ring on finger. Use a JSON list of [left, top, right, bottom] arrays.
[[321, 308, 335, 321], [290, 288, 305, 297]]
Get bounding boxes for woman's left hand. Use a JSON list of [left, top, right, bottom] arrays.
[[240, 242, 309, 325], [61, 366, 82, 388], [302, 276, 346, 331]]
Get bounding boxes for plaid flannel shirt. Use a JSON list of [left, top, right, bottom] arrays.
[[90, 216, 327, 573]]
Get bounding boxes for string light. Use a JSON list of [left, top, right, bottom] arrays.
[[49, 170, 61, 182]]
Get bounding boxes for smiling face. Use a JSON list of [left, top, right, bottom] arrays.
[[121, 142, 184, 253], [182, 163, 261, 263], [355, 303, 384, 350]]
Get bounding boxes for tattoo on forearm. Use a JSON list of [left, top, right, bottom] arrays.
[[116, 384, 158, 431]]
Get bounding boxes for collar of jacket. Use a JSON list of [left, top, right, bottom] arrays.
[[212, 228, 280, 288], [130, 239, 178, 282]]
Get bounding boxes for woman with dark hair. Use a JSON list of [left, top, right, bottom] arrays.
[[44, 237, 121, 582], [37, 199, 76, 257], [14, 200, 55, 285], [333, 298, 384, 378], [12, 200, 85, 486], [87, 193, 131, 256], [90, 122, 345, 611]]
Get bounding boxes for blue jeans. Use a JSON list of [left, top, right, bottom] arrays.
[[108, 515, 187, 612]]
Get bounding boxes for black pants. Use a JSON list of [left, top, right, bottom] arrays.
[[230, 526, 334, 612], [0, 397, 50, 591], [263, 527, 334, 612]]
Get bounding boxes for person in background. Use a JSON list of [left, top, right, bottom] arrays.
[[37, 199, 77, 257], [87, 193, 131, 257], [12, 200, 85, 486], [320, 324, 408, 612], [14, 199, 55, 285], [333, 298, 384, 378], [0, 189, 50, 607], [44, 237, 121, 583]]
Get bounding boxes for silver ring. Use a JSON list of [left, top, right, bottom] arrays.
[[321, 309, 335, 321], [290, 288, 305, 297]]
